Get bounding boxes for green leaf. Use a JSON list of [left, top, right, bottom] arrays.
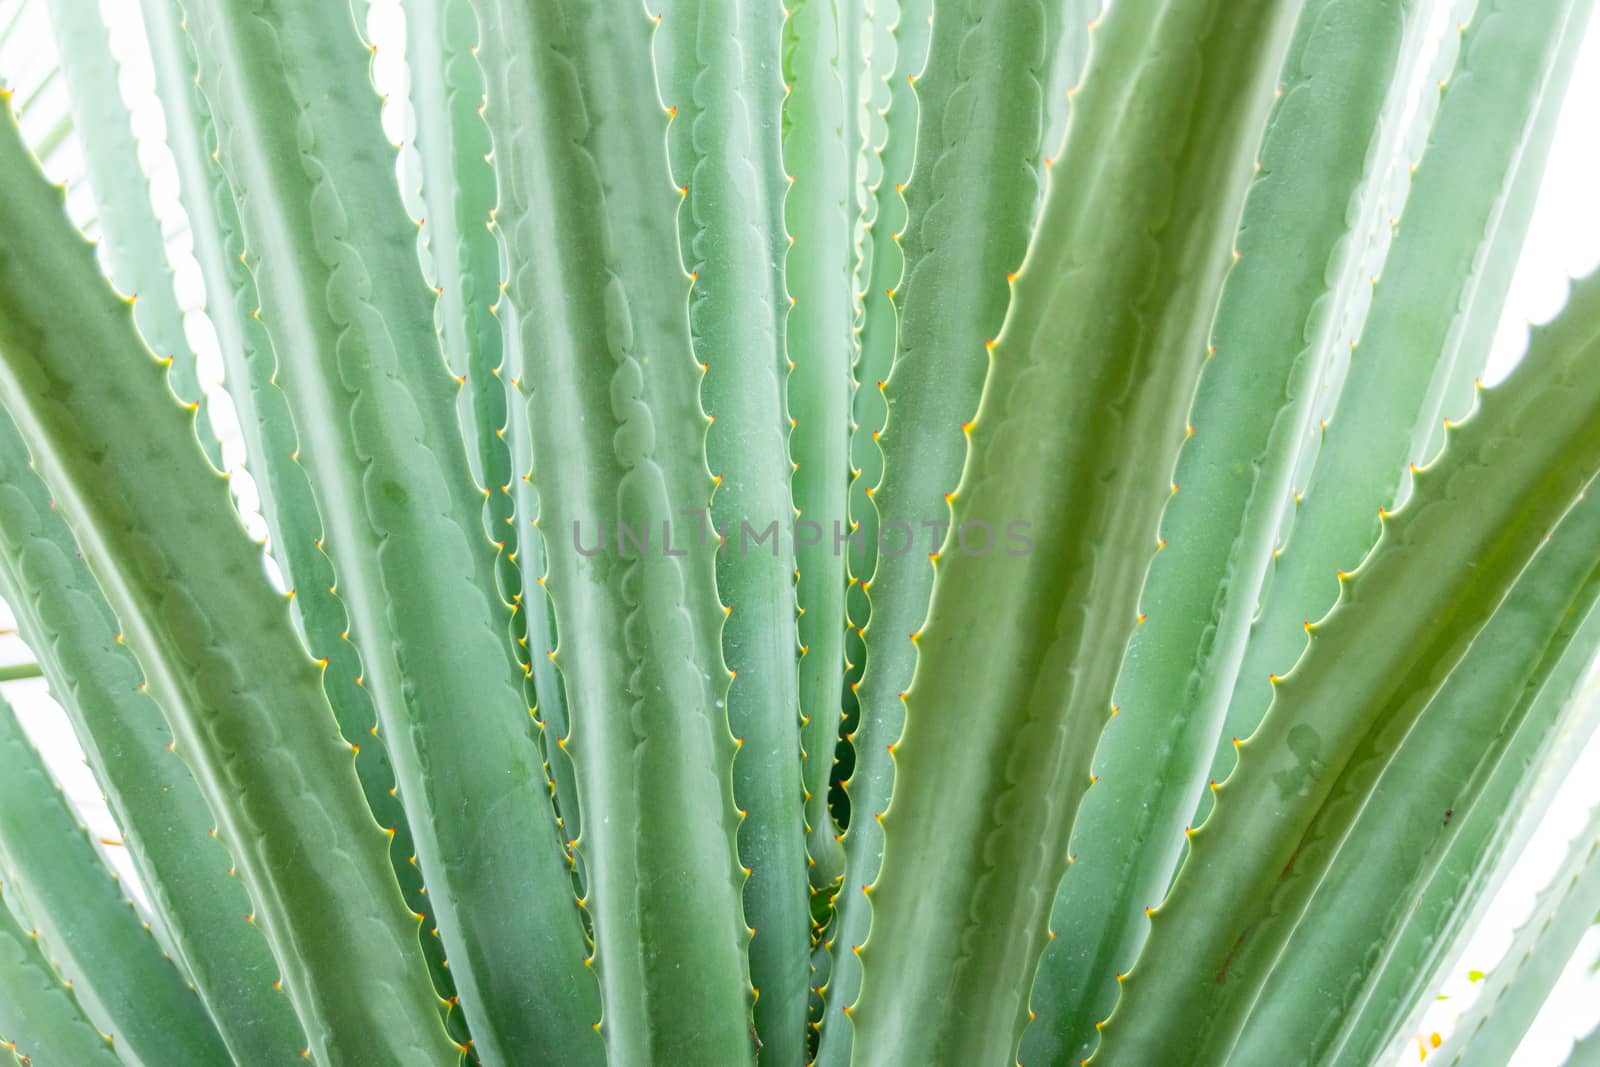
[[832, 2, 936, 1039], [821, 0, 1047, 1055], [1218, 0, 1590, 774], [472, 2, 753, 1061], [1435, 804, 1600, 1067], [0, 3, 27, 49], [841, 0, 926, 790], [836, 0, 932, 802], [178, 4, 598, 1059], [1021, 3, 1427, 1062], [849, 2, 1302, 1062], [1095, 268, 1600, 1064], [0, 411, 305, 1060], [1331, 601, 1600, 1064], [366, 1, 506, 1043], [841, 0, 872, 343], [0, 696, 227, 1064], [39, 0, 219, 468], [657, 1, 810, 1061], [1414, 0, 1594, 461], [0, 882, 119, 1067], [502, 328, 584, 864], [0, 101, 454, 1065], [0, 663, 41, 684], [783, 0, 852, 892], [1227, 479, 1600, 1065], [135, 0, 458, 1036], [402, 0, 519, 611], [1040, 0, 1101, 163], [1566, 1020, 1600, 1067]]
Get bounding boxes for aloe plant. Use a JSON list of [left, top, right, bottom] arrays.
[[0, 0, 1598, 1064]]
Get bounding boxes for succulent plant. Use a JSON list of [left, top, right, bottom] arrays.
[[0, 0, 1597, 1064]]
